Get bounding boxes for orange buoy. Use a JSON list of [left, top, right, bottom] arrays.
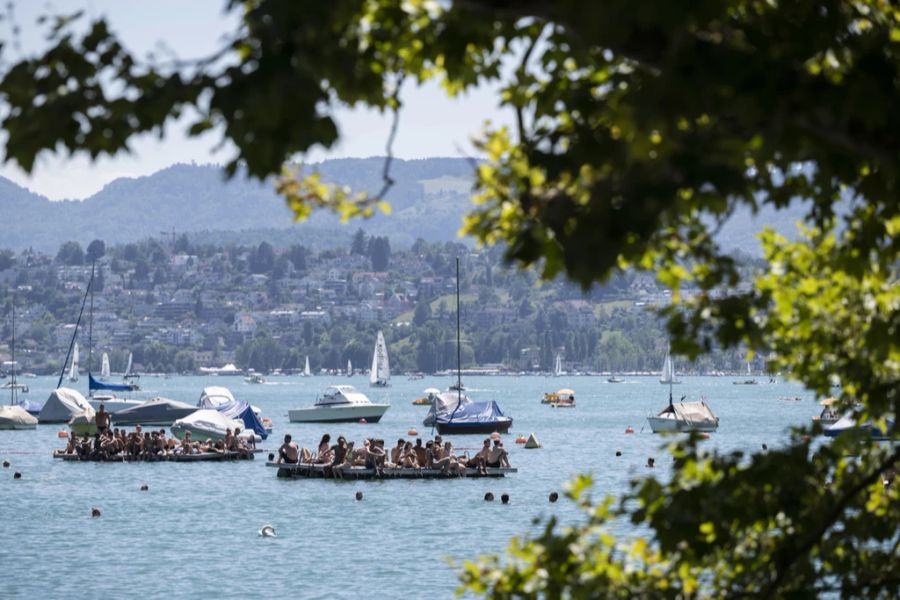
[[407, 428, 418, 436], [358, 418, 367, 424], [515, 436, 527, 444], [58, 430, 69, 438], [625, 427, 635, 434]]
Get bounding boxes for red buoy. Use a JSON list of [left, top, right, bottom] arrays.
[[358, 418, 367, 424], [515, 436, 527, 444], [625, 427, 635, 434], [58, 430, 69, 438], [407, 428, 418, 436]]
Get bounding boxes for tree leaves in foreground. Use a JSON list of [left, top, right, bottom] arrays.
[[1, 1, 898, 596]]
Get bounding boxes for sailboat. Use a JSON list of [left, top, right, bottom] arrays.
[[648, 344, 718, 433], [0, 299, 38, 430], [732, 362, 758, 385], [82, 262, 142, 411], [347, 359, 353, 377], [659, 343, 681, 385], [431, 258, 512, 435], [553, 353, 565, 377], [302, 356, 311, 377], [101, 353, 111, 378], [68, 343, 80, 382], [123, 352, 140, 383], [369, 330, 391, 388]]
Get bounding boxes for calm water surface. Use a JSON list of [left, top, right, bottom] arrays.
[[0, 375, 817, 598]]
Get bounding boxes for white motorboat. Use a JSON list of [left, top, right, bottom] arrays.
[[171, 409, 258, 442], [288, 385, 389, 423], [659, 343, 681, 384], [244, 372, 266, 384], [369, 330, 391, 387], [88, 394, 146, 414]]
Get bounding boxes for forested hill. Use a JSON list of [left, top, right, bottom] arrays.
[[1, 157, 806, 253]]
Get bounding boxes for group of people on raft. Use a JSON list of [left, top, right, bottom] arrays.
[[277, 433, 511, 477], [58, 423, 254, 460]]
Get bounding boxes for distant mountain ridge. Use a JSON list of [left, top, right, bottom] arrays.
[[0, 156, 807, 254]]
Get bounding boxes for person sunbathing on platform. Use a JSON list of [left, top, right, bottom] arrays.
[[391, 438, 405, 465], [278, 434, 299, 463], [467, 438, 492, 474], [400, 441, 420, 468], [328, 436, 350, 479], [486, 439, 510, 468], [315, 434, 333, 464], [414, 438, 426, 466], [353, 439, 370, 466]]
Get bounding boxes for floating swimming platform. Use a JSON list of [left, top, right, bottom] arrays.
[[267, 462, 517, 479], [53, 449, 260, 462]]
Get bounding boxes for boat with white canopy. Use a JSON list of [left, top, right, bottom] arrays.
[[171, 409, 259, 442], [288, 385, 389, 423]]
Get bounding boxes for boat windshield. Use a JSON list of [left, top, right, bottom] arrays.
[[315, 385, 371, 406]]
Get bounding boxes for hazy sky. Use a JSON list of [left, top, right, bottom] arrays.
[[0, 0, 510, 200]]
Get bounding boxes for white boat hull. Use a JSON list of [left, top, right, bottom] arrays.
[[647, 415, 717, 433], [89, 398, 144, 413], [288, 403, 389, 423]]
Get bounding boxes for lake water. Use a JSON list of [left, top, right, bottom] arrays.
[[0, 375, 817, 598]]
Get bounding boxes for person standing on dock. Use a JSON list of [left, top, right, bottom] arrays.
[[96, 404, 110, 434]]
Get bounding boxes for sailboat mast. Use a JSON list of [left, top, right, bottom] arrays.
[[56, 267, 93, 389], [87, 260, 95, 378], [10, 293, 15, 406], [456, 257, 462, 403]]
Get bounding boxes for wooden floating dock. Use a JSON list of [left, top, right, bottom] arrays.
[[267, 461, 517, 480], [53, 450, 259, 463]]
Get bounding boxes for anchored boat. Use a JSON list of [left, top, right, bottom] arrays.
[[288, 385, 389, 423]]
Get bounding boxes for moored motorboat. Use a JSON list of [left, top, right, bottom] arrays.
[[88, 392, 145, 414], [39, 388, 95, 423], [412, 387, 440, 406], [198, 386, 269, 439], [112, 397, 198, 426], [811, 397, 840, 427], [0, 405, 38, 430], [288, 385, 389, 423], [824, 414, 893, 440], [171, 409, 255, 442], [647, 381, 719, 433]]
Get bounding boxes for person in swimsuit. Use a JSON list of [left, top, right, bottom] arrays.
[[391, 438, 405, 465], [328, 436, 349, 478], [95, 404, 110, 434], [487, 439, 510, 468], [315, 434, 333, 464], [278, 434, 299, 463], [400, 441, 419, 468], [413, 438, 426, 466]]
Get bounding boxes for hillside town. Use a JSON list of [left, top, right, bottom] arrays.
[[0, 231, 756, 377]]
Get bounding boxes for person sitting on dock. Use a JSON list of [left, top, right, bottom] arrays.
[[467, 438, 492, 474], [231, 428, 251, 458], [180, 431, 196, 455], [399, 441, 420, 468], [413, 438, 426, 466], [315, 434, 333, 464], [486, 439, 510, 468], [352, 439, 370, 466], [365, 439, 387, 476], [391, 438, 405, 465], [64, 431, 79, 455], [223, 428, 234, 452], [328, 436, 350, 478], [278, 434, 299, 463]]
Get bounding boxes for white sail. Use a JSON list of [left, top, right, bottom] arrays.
[[68, 343, 79, 382], [370, 330, 390, 387], [101, 353, 111, 378], [553, 353, 563, 377], [347, 359, 352, 376], [125, 352, 133, 377], [303, 356, 311, 377], [660, 344, 680, 384]]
